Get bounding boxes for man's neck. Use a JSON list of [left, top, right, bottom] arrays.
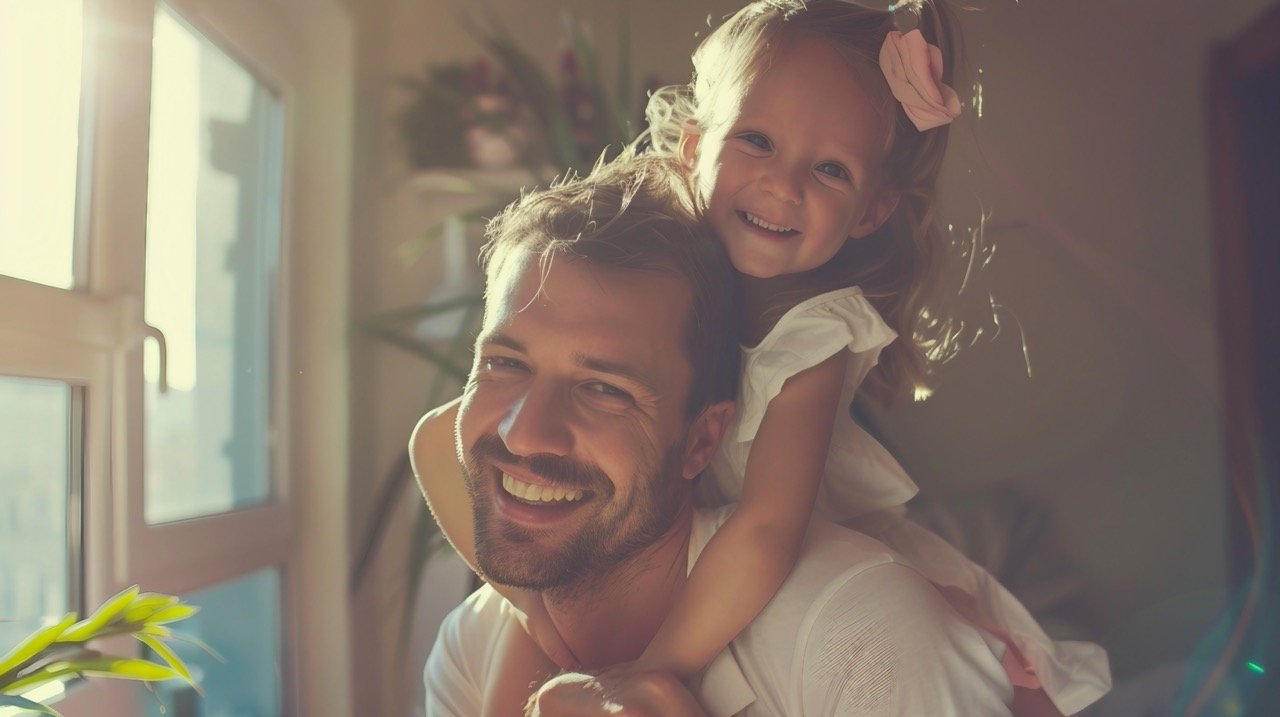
[[543, 508, 696, 669]]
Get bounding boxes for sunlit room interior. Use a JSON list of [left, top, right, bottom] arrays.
[[1, 0, 1277, 714]]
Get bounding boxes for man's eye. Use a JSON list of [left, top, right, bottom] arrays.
[[816, 162, 850, 181], [482, 356, 525, 372], [582, 382, 633, 403], [737, 132, 771, 151]]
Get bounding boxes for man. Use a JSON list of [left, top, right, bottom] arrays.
[[412, 155, 1015, 716]]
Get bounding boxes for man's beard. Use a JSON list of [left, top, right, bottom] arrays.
[[463, 433, 688, 591]]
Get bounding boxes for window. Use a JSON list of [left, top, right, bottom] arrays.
[[143, 5, 283, 525], [0, 378, 81, 650], [0, 0, 354, 713], [0, 0, 83, 289]]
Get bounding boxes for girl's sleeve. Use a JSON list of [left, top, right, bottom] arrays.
[[733, 287, 897, 444], [729, 287, 917, 521]]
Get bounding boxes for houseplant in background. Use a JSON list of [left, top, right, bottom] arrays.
[[0, 586, 203, 715], [353, 1, 651, 636]]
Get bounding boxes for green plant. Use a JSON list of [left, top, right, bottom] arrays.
[[0, 586, 205, 715], [396, 62, 479, 169]]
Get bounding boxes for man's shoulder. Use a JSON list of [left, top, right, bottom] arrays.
[[698, 506, 911, 601], [696, 507, 944, 665], [437, 583, 512, 642], [425, 586, 516, 716], [695, 509, 1012, 715]]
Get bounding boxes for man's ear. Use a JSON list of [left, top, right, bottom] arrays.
[[848, 187, 901, 240], [681, 401, 735, 481], [677, 119, 702, 169]]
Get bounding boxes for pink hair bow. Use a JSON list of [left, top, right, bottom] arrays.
[[879, 28, 962, 131]]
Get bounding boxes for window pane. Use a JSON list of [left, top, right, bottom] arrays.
[[144, 6, 283, 524], [0, 376, 73, 649], [0, 0, 82, 289], [145, 569, 283, 717]]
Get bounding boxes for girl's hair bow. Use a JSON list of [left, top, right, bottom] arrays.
[[841, 0, 963, 131]]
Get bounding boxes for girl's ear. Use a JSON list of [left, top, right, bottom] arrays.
[[677, 119, 702, 168], [849, 188, 902, 240], [680, 401, 735, 481]]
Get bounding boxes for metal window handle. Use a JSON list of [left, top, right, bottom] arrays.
[[112, 295, 169, 394], [142, 322, 169, 395]]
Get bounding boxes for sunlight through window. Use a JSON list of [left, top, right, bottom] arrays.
[[0, 0, 83, 288]]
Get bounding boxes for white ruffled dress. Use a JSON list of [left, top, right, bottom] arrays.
[[697, 286, 1112, 716]]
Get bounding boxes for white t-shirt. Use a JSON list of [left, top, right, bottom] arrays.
[[424, 507, 1014, 716]]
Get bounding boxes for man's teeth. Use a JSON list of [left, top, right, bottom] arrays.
[[745, 212, 793, 233], [502, 473, 585, 504]]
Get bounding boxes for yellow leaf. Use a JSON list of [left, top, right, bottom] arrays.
[[57, 586, 140, 643], [0, 613, 77, 677]]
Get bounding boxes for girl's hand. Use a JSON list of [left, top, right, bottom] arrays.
[[510, 592, 581, 671]]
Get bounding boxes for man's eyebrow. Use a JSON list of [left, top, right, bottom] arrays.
[[478, 332, 524, 352], [574, 353, 659, 395]]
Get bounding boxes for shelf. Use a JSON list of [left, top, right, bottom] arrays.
[[408, 166, 558, 196]]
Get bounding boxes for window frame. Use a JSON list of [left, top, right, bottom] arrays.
[[0, 0, 355, 713]]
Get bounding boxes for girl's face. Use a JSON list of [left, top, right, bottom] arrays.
[[682, 38, 900, 279]]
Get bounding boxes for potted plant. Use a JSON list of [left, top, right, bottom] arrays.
[[0, 586, 202, 715]]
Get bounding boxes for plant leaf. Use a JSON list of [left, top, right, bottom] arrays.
[[0, 614, 77, 679], [122, 594, 179, 625], [569, 14, 623, 156], [56, 586, 140, 643], [0, 694, 61, 715], [1, 665, 76, 696], [615, 0, 634, 141], [144, 605, 198, 626], [6, 657, 183, 693], [137, 625, 171, 639], [466, 5, 580, 171], [165, 632, 227, 665], [134, 635, 197, 691]]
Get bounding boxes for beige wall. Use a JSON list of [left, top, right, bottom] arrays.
[[345, 0, 1277, 712], [866, 0, 1273, 676]]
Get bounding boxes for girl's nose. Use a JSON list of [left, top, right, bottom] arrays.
[[496, 383, 574, 458], [759, 160, 804, 206]]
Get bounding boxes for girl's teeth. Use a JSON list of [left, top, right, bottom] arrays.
[[746, 213, 792, 233], [502, 473, 585, 504]]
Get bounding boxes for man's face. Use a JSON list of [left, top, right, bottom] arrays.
[[456, 250, 715, 590]]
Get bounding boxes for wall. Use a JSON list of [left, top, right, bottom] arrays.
[[346, 0, 1277, 712], [866, 0, 1274, 677]]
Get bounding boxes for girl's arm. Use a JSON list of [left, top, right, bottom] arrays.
[[409, 398, 581, 671], [635, 350, 848, 679], [410, 397, 475, 565]]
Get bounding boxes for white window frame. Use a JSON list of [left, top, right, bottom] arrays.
[[0, 0, 354, 713]]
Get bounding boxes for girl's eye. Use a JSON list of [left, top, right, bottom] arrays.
[[737, 132, 772, 151], [816, 162, 851, 181]]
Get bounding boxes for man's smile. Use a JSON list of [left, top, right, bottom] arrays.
[[501, 472, 587, 504], [489, 468, 597, 528]]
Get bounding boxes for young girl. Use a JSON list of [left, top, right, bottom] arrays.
[[415, 1, 1111, 714]]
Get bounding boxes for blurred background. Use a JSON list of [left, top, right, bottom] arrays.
[[1, 0, 1276, 715]]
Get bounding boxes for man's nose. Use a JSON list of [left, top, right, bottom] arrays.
[[497, 382, 574, 458]]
